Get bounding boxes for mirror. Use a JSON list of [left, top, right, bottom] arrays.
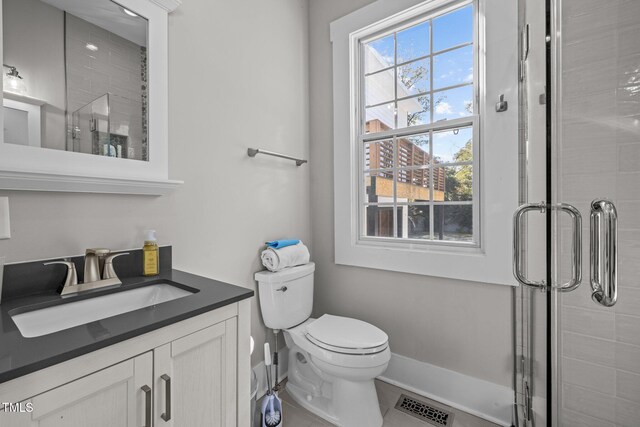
[[2, 0, 149, 161]]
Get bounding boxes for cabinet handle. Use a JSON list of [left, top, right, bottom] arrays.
[[161, 374, 172, 421], [141, 385, 151, 427]]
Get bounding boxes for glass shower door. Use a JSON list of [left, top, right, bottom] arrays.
[[515, 1, 640, 425], [70, 94, 110, 155], [513, 0, 550, 425], [550, 0, 640, 426]]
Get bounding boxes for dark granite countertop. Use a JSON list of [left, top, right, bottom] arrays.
[[0, 269, 253, 384]]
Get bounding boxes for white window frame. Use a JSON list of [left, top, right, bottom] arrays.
[[330, 0, 519, 285]]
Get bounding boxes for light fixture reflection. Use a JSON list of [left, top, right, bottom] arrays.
[[3, 64, 27, 95], [122, 7, 138, 17]]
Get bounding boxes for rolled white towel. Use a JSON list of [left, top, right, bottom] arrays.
[[261, 242, 310, 272]]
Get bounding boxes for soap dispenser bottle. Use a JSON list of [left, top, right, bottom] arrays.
[[143, 229, 159, 276]]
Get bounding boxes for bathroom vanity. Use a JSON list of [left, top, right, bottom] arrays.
[[0, 249, 253, 427]]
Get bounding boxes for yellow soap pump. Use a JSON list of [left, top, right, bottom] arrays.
[[143, 229, 159, 276]]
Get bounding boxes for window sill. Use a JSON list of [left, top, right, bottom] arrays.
[[336, 239, 516, 286]]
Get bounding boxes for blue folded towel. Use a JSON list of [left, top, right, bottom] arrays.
[[265, 239, 300, 249]]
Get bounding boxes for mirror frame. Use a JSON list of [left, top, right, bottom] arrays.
[[0, 0, 182, 195]]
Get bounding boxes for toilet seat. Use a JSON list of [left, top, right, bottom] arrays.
[[286, 318, 390, 369], [305, 314, 388, 355]]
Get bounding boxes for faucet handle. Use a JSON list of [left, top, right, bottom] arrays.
[[86, 248, 110, 256], [103, 252, 129, 280], [44, 260, 78, 290]]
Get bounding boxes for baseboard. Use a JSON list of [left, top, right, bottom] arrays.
[[378, 352, 513, 427], [253, 349, 289, 400], [252, 350, 513, 426]]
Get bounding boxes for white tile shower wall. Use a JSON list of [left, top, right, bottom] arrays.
[[65, 14, 146, 160], [559, 0, 640, 425]]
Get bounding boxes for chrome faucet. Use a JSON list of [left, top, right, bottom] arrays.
[[45, 249, 129, 296], [84, 248, 110, 284]]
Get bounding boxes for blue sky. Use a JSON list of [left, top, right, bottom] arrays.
[[365, 4, 474, 163], [366, 4, 473, 67]]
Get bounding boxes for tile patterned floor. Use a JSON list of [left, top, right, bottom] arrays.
[[256, 379, 500, 427]]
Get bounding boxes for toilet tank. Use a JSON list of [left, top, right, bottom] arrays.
[[255, 262, 314, 330]]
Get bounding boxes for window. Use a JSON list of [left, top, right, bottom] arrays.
[[331, 0, 518, 284], [360, 2, 477, 245]]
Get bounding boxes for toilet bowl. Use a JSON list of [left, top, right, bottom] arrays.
[[255, 263, 390, 427], [284, 316, 390, 426]]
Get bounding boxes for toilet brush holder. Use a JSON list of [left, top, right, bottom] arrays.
[[260, 393, 282, 427]]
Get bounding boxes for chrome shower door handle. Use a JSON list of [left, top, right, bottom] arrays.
[[556, 203, 582, 292], [590, 199, 618, 307], [513, 202, 547, 289], [513, 202, 582, 291]]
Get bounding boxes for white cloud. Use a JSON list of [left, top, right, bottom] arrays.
[[435, 102, 452, 115]]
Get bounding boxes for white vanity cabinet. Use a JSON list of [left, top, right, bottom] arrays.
[[0, 300, 251, 427], [154, 320, 237, 426], [5, 353, 152, 427]]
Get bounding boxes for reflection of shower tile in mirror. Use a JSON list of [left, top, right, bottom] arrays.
[[64, 12, 148, 161]]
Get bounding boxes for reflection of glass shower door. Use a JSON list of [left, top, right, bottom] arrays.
[[70, 94, 110, 155]]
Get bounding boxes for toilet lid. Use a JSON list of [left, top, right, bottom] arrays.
[[305, 314, 388, 355]]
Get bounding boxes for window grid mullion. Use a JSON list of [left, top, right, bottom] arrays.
[[362, 116, 475, 142], [429, 129, 434, 241], [393, 32, 398, 130], [366, 81, 473, 110], [392, 32, 399, 238], [363, 41, 474, 78], [392, 136, 398, 238], [428, 18, 435, 241], [365, 201, 472, 206], [359, 41, 365, 238]]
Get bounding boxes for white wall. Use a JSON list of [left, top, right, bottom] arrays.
[[0, 0, 310, 367], [308, 0, 513, 387]]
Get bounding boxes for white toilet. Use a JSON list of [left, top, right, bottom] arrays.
[[255, 262, 390, 427]]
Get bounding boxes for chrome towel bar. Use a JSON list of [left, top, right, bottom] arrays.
[[247, 148, 307, 166]]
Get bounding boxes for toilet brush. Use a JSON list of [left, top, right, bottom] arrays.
[[261, 343, 282, 427]]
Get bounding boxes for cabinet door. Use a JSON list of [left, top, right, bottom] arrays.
[[154, 318, 238, 427], [1, 352, 153, 427]]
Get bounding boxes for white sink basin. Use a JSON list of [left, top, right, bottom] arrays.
[[12, 283, 194, 338]]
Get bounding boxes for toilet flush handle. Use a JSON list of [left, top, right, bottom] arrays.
[[276, 286, 288, 292]]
